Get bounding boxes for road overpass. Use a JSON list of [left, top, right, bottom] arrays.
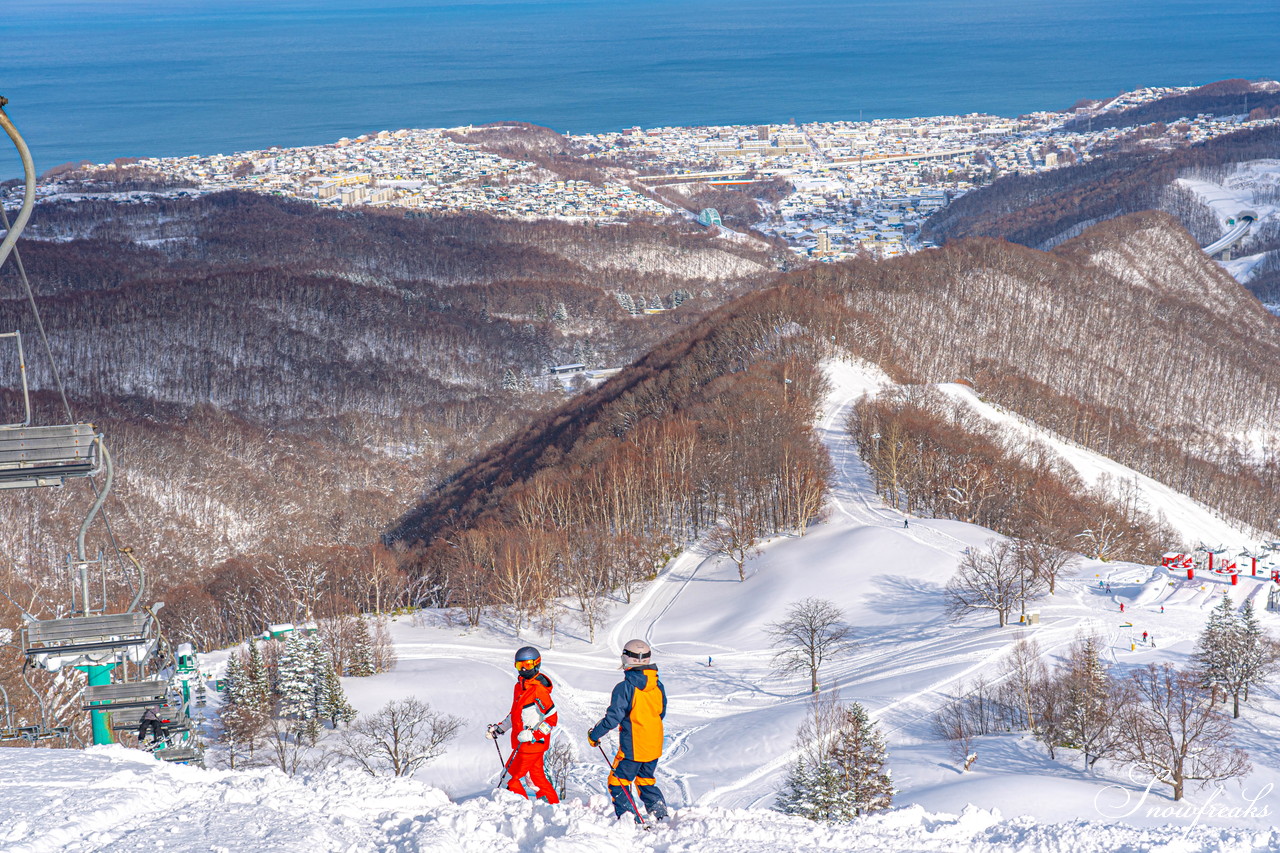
[[1202, 211, 1257, 258]]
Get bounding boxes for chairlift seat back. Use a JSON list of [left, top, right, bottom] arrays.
[[156, 746, 202, 763], [82, 679, 168, 710], [0, 424, 100, 489], [25, 611, 148, 647]]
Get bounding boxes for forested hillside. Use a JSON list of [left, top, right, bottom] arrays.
[[0, 192, 778, 669], [922, 123, 1280, 260], [1061, 79, 1280, 133], [391, 212, 1279, 630]]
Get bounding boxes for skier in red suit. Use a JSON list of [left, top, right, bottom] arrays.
[[487, 646, 560, 803]]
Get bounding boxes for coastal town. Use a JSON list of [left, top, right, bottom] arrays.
[[16, 84, 1278, 262]]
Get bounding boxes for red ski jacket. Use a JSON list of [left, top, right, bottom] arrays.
[[501, 672, 557, 753]]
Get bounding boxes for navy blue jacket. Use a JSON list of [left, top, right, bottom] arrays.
[[589, 664, 667, 762]]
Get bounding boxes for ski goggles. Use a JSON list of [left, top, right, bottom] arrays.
[[514, 658, 540, 672]]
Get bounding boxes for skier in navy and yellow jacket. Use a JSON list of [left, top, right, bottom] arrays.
[[587, 639, 669, 822]]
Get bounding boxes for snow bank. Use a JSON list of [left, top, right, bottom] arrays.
[[3, 748, 1277, 853]]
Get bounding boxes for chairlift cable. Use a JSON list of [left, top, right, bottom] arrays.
[[0, 206, 73, 424]]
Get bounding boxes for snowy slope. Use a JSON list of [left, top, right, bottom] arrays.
[[932, 381, 1264, 547], [5, 358, 1280, 852]]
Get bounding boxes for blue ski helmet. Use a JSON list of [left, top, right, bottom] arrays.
[[514, 645, 541, 677]]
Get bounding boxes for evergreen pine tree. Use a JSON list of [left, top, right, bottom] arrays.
[[1213, 596, 1277, 717], [222, 652, 245, 708], [776, 754, 824, 820], [319, 658, 357, 727], [501, 368, 520, 392], [306, 635, 328, 717], [776, 700, 893, 822], [1058, 635, 1117, 767], [614, 292, 635, 314], [243, 640, 273, 713], [552, 302, 569, 326], [349, 618, 376, 677], [827, 703, 894, 817], [1194, 593, 1237, 705], [277, 632, 315, 722], [1238, 597, 1264, 704]]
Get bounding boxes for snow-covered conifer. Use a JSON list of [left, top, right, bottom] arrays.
[[1197, 594, 1279, 717], [222, 652, 245, 708], [243, 640, 273, 713], [319, 660, 357, 728], [1195, 593, 1238, 705], [776, 698, 892, 822], [1055, 635, 1120, 767], [277, 632, 316, 722], [349, 618, 376, 677], [827, 703, 894, 817]]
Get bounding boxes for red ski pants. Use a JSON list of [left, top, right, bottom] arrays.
[[505, 748, 560, 803]]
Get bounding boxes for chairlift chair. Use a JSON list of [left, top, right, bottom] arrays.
[[0, 682, 70, 741], [22, 611, 157, 672], [0, 333, 102, 489]]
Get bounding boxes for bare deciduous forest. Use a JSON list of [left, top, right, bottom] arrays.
[[393, 211, 1277, 639], [0, 193, 778, 715]]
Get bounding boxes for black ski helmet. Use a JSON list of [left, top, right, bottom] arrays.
[[514, 645, 542, 677]]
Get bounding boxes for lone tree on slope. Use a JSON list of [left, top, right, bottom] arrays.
[[339, 697, 462, 778], [945, 539, 1035, 628], [1117, 663, 1249, 802], [768, 597, 856, 694]]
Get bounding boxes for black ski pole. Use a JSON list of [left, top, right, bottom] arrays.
[[493, 738, 509, 787], [596, 743, 647, 827]]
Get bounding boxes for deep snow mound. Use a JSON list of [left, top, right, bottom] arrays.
[[1, 747, 1277, 853]]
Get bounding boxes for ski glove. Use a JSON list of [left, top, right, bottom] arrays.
[[516, 729, 535, 743], [587, 730, 600, 747], [486, 723, 505, 740]]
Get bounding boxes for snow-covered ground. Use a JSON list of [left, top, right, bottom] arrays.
[[4, 358, 1280, 852], [1178, 160, 1280, 238], [1179, 161, 1280, 301]]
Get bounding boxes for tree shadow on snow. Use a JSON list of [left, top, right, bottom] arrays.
[[861, 574, 949, 620]]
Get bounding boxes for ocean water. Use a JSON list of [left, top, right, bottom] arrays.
[[2, 0, 1277, 173]]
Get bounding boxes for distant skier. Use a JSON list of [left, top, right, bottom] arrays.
[[707, 655, 713, 668], [588, 639, 670, 824], [1142, 631, 1148, 643], [137, 705, 165, 746], [1119, 602, 1125, 613], [903, 519, 909, 529], [487, 646, 560, 803]]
